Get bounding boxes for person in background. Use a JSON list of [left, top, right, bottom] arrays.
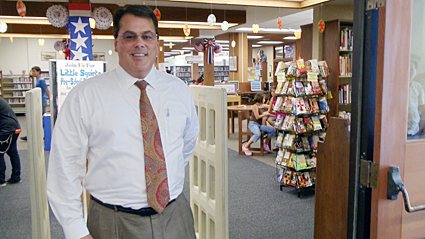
[[193, 74, 204, 85], [21, 66, 51, 141], [242, 93, 276, 156], [30, 66, 50, 115], [0, 97, 21, 187], [46, 5, 199, 239]]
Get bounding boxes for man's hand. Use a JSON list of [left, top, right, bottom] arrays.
[[81, 235, 93, 239]]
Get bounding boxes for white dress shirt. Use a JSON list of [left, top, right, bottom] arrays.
[[46, 65, 199, 239]]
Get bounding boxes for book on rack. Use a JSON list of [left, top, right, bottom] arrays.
[[311, 115, 323, 130], [273, 96, 283, 111], [275, 149, 284, 165], [309, 135, 320, 149], [275, 113, 284, 128], [296, 117, 307, 133], [319, 80, 328, 94], [287, 153, 296, 168], [282, 150, 291, 166], [283, 97, 294, 114], [318, 97, 330, 113], [309, 98, 320, 113], [302, 137, 311, 151], [305, 81, 314, 95], [281, 81, 290, 95], [304, 171, 313, 187], [311, 80, 323, 94], [297, 172, 307, 188], [283, 169, 292, 185], [292, 97, 307, 115], [296, 59, 307, 77], [290, 171, 298, 186], [276, 81, 284, 94], [304, 117, 315, 131], [294, 137, 304, 152], [308, 59, 320, 73], [283, 133, 296, 149], [294, 81, 305, 97], [319, 114, 329, 129], [277, 166, 285, 183], [318, 61, 329, 77], [295, 154, 308, 171], [275, 132, 284, 148], [286, 81, 295, 95]]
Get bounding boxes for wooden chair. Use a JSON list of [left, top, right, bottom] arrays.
[[227, 95, 241, 137], [238, 111, 265, 156]]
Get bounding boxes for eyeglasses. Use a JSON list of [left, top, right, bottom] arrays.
[[118, 31, 158, 42]]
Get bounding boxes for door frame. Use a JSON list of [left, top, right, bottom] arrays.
[[348, 0, 415, 238]]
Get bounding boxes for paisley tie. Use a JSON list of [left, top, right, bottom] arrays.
[[135, 80, 170, 213]]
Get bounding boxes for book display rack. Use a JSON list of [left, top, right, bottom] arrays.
[[0, 73, 34, 114], [273, 59, 330, 198]]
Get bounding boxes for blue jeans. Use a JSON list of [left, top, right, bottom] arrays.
[[248, 121, 275, 143], [0, 133, 21, 184]]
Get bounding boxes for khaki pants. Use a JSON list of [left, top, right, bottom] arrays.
[[87, 194, 196, 239]]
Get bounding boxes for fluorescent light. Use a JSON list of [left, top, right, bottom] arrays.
[[237, 27, 298, 33], [163, 39, 188, 43], [247, 35, 263, 39], [171, 49, 190, 52], [283, 36, 297, 40], [220, 44, 229, 47], [182, 47, 195, 50], [257, 41, 283, 44], [222, 48, 229, 50], [252, 45, 262, 47], [275, 46, 283, 50], [215, 40, 229, 43]]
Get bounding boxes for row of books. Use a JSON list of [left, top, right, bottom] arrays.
[[12, 77, 32, 83], [274, 96, 330, 116], [340, 27, 353, 50], [278, 167, 316, 188], [275, 79, 328, 97], [339, 54, 352, 76], [339, 84, 351, 104], [13, 84, 32, 89], [276, 149, 317, 169], [339, 111, 352, 131], [276, 132, 326, 152], [8, 98, 25, 104], [12, 91, 25, 97], [275, 59, 329, 78], [275, 114, 328, 133]]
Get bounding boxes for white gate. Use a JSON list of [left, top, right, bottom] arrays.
[[189, 86, 229, 239]]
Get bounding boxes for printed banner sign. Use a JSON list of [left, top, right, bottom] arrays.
[[56, 60, 104, 111]]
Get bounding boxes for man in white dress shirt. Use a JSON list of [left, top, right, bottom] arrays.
[[46, 5, 199, 239]]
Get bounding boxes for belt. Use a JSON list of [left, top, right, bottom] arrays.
[[91, 196, 176, 216]]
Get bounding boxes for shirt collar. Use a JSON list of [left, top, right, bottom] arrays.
[[116, 65, 157, 90]]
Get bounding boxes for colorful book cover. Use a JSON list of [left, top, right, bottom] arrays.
[[296, 154, 308, 171]]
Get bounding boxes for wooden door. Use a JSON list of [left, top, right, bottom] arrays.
[[368, 0, 425, 238]]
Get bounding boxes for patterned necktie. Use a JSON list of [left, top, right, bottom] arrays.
[[135, 80, 170, 213]]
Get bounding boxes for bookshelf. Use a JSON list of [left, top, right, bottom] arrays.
[[199, 66, 229, 83], [273, 59, 330, 197], [41, 71, 50, 87], [175, 66, 192, 82], [323, 19, 353, 118], [0, 74, 34, 114]]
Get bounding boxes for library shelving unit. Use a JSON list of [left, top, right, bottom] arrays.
[[199, 66, 229, 83], [175, 66, 192, 82], [0, 74, 34, 114], [41, 71, 50, 87], [322, 19, 353, 118], [273, 59, 330, 197]]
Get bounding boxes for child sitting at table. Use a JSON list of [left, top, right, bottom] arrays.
[[242, 93, 276, 156]]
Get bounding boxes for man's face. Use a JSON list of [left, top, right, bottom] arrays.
[[30, 69, 39, 78], [114, 14, 159, 79]]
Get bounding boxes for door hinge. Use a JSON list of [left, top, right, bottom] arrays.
[[360, 159, 379, 189], [366, 0, 386, 11]]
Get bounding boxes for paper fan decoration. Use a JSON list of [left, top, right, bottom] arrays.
[[214, 44, 222, 53], [194, 42, 204, 52], [16, 1, 26, 17], [183, 24, 190, 36], [54, 40, 65, 51], [221, 21, 229, 31], [207, 14, 216, 27], [153, 8, 161, 21], [46, 5, 69, 28], [92, 7, 113, 30], [277, 17, 282, 30]]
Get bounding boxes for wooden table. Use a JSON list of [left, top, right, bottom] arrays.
[[227, 105, 254, 155]]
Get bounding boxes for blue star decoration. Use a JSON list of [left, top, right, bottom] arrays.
[[69, 16, 92, 60]]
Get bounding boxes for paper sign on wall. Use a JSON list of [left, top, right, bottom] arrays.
[[56, 60, 104, 111]]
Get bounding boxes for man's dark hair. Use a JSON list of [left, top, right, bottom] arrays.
[[31, 66, 41, 72], [113, 5, 159, 38]]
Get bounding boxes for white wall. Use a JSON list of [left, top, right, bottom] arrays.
[[0, 38, 118, 74]]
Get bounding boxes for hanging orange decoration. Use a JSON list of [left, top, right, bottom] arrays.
[[277, 17, 282, 30], [183, 24, 190, 36], [153, 8, 161, 21], [318, 20, 325, 33], [16, 1, 26, 17]]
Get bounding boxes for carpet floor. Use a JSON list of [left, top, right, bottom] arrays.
[[0, 149, 314, 239]]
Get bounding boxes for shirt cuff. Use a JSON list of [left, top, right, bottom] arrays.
[[62, 220, 90, 239]]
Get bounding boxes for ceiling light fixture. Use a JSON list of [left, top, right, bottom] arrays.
[[283, 36, 297, 40], [247, 36, 263, 39], [252, 44, 262, 47], [257, 41, 283, 44]]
